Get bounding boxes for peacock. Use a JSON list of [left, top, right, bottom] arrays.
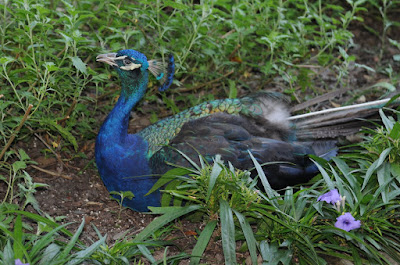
[[95, 49, 390, 212]]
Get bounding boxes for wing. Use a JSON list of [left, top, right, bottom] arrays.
[[149, 112, 337, 189], [138, 91, 291, 158]]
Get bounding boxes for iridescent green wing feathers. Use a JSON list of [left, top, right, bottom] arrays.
[[138, 92, 288, 158]]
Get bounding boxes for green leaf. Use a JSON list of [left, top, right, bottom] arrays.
[[163, 0, 189, 10], [66, 235, 106, 265], [379, 109, 394, 131], [163, 179, 183, 207], [3, 240, 14, 265], [23, 193, 41, 212], [134, 205, 202, 242], [190, 220, 217, 265], [13, 215, 24, 260], [219, 199, 237, 265], [44, 62, 59, 72], [31, 223, 71, 259], [248, 151, 279, 201], [111, 190, 134, 200], [393, 54, 400, 61], [146, 167, 190, 196], [137, 245, 156, 263], [388, 38, 400, 49], [362, 148, 392, 190], [391, 163, 400, 178], [0, 56, 15, 65], [354, 63, 375, 72], [59, 218, 85, 260], [389, 122, 400, 139], [18, 149, 30, 161], [12, 161, 27, 172], [233, 210, 257, 265], [162, 93, 180, 114], [41, 119, 78, 151], [206, 157, 222, 201], [259, 240, 292, 265], [4, 210, 73, 237], [39, 244, 61, 265], [71, 56, 87, 74], [313, 159, 335, 190], [370, 82, 396, 92]]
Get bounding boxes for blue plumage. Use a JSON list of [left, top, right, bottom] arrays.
[[95, 49, 337, 212]]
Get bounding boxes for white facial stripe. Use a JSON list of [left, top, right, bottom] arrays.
[[120, 63, 142, 70], [114, 56, 127, 61]]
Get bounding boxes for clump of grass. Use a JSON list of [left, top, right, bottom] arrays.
[[0, 205, 105, 265], [0, 204, 186, 265]]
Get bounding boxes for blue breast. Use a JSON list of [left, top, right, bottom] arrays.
[[95, 133, 161, 212]]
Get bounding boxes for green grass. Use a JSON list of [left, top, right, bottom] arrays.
[[1, 0, 400, 264]]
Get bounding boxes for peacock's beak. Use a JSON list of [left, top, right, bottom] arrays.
[[96, 53, 118, 67]]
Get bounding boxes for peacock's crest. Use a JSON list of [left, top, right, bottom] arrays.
[[148, 54, 175, 92]]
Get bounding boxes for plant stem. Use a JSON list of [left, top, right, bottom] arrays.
[[0, 104, 33, 161]]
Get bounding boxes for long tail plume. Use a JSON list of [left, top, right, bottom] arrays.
[[290, 97, 398, 140]]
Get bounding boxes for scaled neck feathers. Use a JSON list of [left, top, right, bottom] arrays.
[[99, 69, 149, 141]]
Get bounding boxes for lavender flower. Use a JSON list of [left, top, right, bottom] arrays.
[[317, 189, 341, 205], [335, 212, 361, 232], [15, 259, 29, 265]]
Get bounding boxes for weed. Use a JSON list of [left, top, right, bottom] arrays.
[[109, 190, 135, 220]]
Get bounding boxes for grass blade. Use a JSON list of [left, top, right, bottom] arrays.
[[190, 220, 217, 265], [30, 223, 72, 259], [66, 235, 106, 265], [134, 205, 202, 242], [138, 244, 156, 263], [38, 243, 61, 265], [59, 218, 85, 261], [312, 159, 335, 190], [219, 199, 237, 265], [248, 151, 278, 202], [5, 210, 73, 237], [206, 158, 222, 200], [362, 148, 392, 190], [233, 210, 258, 265], [13, 214, 24, 260]]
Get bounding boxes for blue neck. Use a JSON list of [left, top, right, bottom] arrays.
[[96, 70, 161, 212], [100, 91, 142, 140], [100, 69, 148, 138]]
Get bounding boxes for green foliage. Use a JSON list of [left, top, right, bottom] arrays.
[[361, 109, 400, 164], [1, 0, 400, 264], [109, 190, 135, 220], [0, 205, 105, 265], [157, 155, 259, 214], [1, 149, 47, 212], [0, 204, 186, 265]]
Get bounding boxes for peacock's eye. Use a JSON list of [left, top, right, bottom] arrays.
[[123, 58, 132, 65]]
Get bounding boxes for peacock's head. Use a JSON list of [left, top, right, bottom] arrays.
[[96, 49, 174, 92]]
